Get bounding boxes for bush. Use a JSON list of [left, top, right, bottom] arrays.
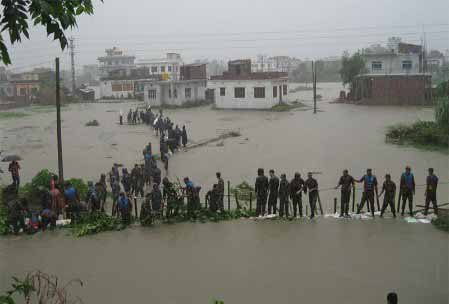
[[71, 212, 125, 237], [386, 121, 448, 148], [435, 97, 448, 128]]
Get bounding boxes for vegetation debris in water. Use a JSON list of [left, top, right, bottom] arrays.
[[0, 111, 28, 119], [85, 119, 100, 127], [70, 212, 125, 237], [432, 216, 449, 232]]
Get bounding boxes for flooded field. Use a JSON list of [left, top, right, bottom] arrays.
[[0, 83, 448, 303]]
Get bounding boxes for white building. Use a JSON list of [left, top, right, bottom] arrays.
[[209, 59, 288, 109], [362, 42, 423, 75], [99, 79, 135, 99], [137, 53, 183, 80], [97, 47, 136, 77], [144, 79, 207, 107], [209, 77, 288, 109]]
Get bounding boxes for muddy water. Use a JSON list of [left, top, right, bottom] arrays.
[[0, 83, 448, 303]]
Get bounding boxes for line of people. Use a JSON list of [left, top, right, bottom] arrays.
[[253, 166, 439, 219]]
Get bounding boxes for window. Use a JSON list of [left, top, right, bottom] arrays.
[[273, 86, 277, 98], [169, 88, 172, 98], [283, 85, 288, 95], [19, 88, 27, 95], [173, 88, 177, 98], [185, 88, 192, 98], [112, 84, 122, 92], [148, 89, 157, 99], [372, 61, 382, 71], [220, 87, 226, 96], [254, 87, 265, 98], [234, 87, 245, 98], [160, 66, 166, 73], [168, 66, 172, 72], [402, 60, 412, 70], [151, 66, 158, 73]]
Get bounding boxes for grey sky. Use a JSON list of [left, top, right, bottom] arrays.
[[5, 0, 449, 71]]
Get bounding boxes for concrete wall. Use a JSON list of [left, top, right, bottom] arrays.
[[365, 54, 421, 75], [100, 80, 135, 98], [144, 80, 207, 107], [208, 79, 288, 109]]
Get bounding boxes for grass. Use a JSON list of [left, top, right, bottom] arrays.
[[0, 111, 28, 119], [270, 101, 307, 112], [385, 121, 448, 151]]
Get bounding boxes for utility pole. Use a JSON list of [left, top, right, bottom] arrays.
[[55, 58, 64, 182], [69, 37, 76, 94], [312, 61, 317, 114]]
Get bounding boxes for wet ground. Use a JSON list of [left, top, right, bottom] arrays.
[[0, 83, 448, 303]]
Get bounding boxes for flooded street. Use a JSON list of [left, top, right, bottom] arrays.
[[1, 83, 448, 303]]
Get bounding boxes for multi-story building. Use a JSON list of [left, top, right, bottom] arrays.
[[209, 59, 289, 109], [137, 53, 183, 80], [143, 63, 208, 107], [97, 47, 136, 78], [351, 42, 431, 105]]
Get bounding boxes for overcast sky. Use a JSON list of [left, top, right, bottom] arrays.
[[5, 0, 449, 72]]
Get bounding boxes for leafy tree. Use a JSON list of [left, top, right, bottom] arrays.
[[0, 0, 103, 65], [339, 51, 366, 87]]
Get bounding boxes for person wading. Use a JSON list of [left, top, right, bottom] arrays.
[[424, 168, 439, 216], [289, 172, 305, 218], [356, 169, 378, 217], [255, 168, 269, 217], [304, 172, 319, 219], [379, 174, 397, 218], [268, 169, 279, 215], [399, 166, 415, 216], [335, 169, 355, 217]]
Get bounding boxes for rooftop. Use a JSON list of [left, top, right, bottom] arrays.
[[210, 72, 288, 81]]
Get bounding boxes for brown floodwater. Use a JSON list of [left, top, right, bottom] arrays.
[[0, 83, 448, 303]]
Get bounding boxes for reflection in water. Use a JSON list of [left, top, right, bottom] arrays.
[[0, 83, 447, 304]]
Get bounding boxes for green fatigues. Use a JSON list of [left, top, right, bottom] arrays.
[[279, 179, 289, 217], [425, 174, 439, 215], [304, 178, 319, 218], [268, 176, 279, 215], [380, 181, 396, 217], [255, 175, 269, 216], [338, 175, 354, 216], [290, 178, 305, 217]]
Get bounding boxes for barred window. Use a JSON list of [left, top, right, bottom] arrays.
[[185, 88, 192, 98], [220, 87, 226, 96], [148, 89, 157, 99], [234, 87, 245, 98], [254, 87, 265, 98]]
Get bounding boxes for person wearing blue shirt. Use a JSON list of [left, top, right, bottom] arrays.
[[399, 166, 415, 216], [118, 192, 130, 224]]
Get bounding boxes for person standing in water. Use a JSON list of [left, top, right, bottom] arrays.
[[356, 168, 378, 217], [119, 109, 123, 125], [379, 174, 397, 218], [268, 169, 279, 215], [181, 125, 188, 148], [399, 166, 415, 216], [304, 172, 319, 219], [8, 160, 20, 193], [335, 169, 355, 217], [278, 174, 290, 218], [216, 172, 225, 211], [424, 168, 439, 216], [255, 168, 269, 216], [290, 172, 305, 218]]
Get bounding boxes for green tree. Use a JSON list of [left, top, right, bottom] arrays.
[[339, 51, 366, 87], [0, 0, 103, 65]]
